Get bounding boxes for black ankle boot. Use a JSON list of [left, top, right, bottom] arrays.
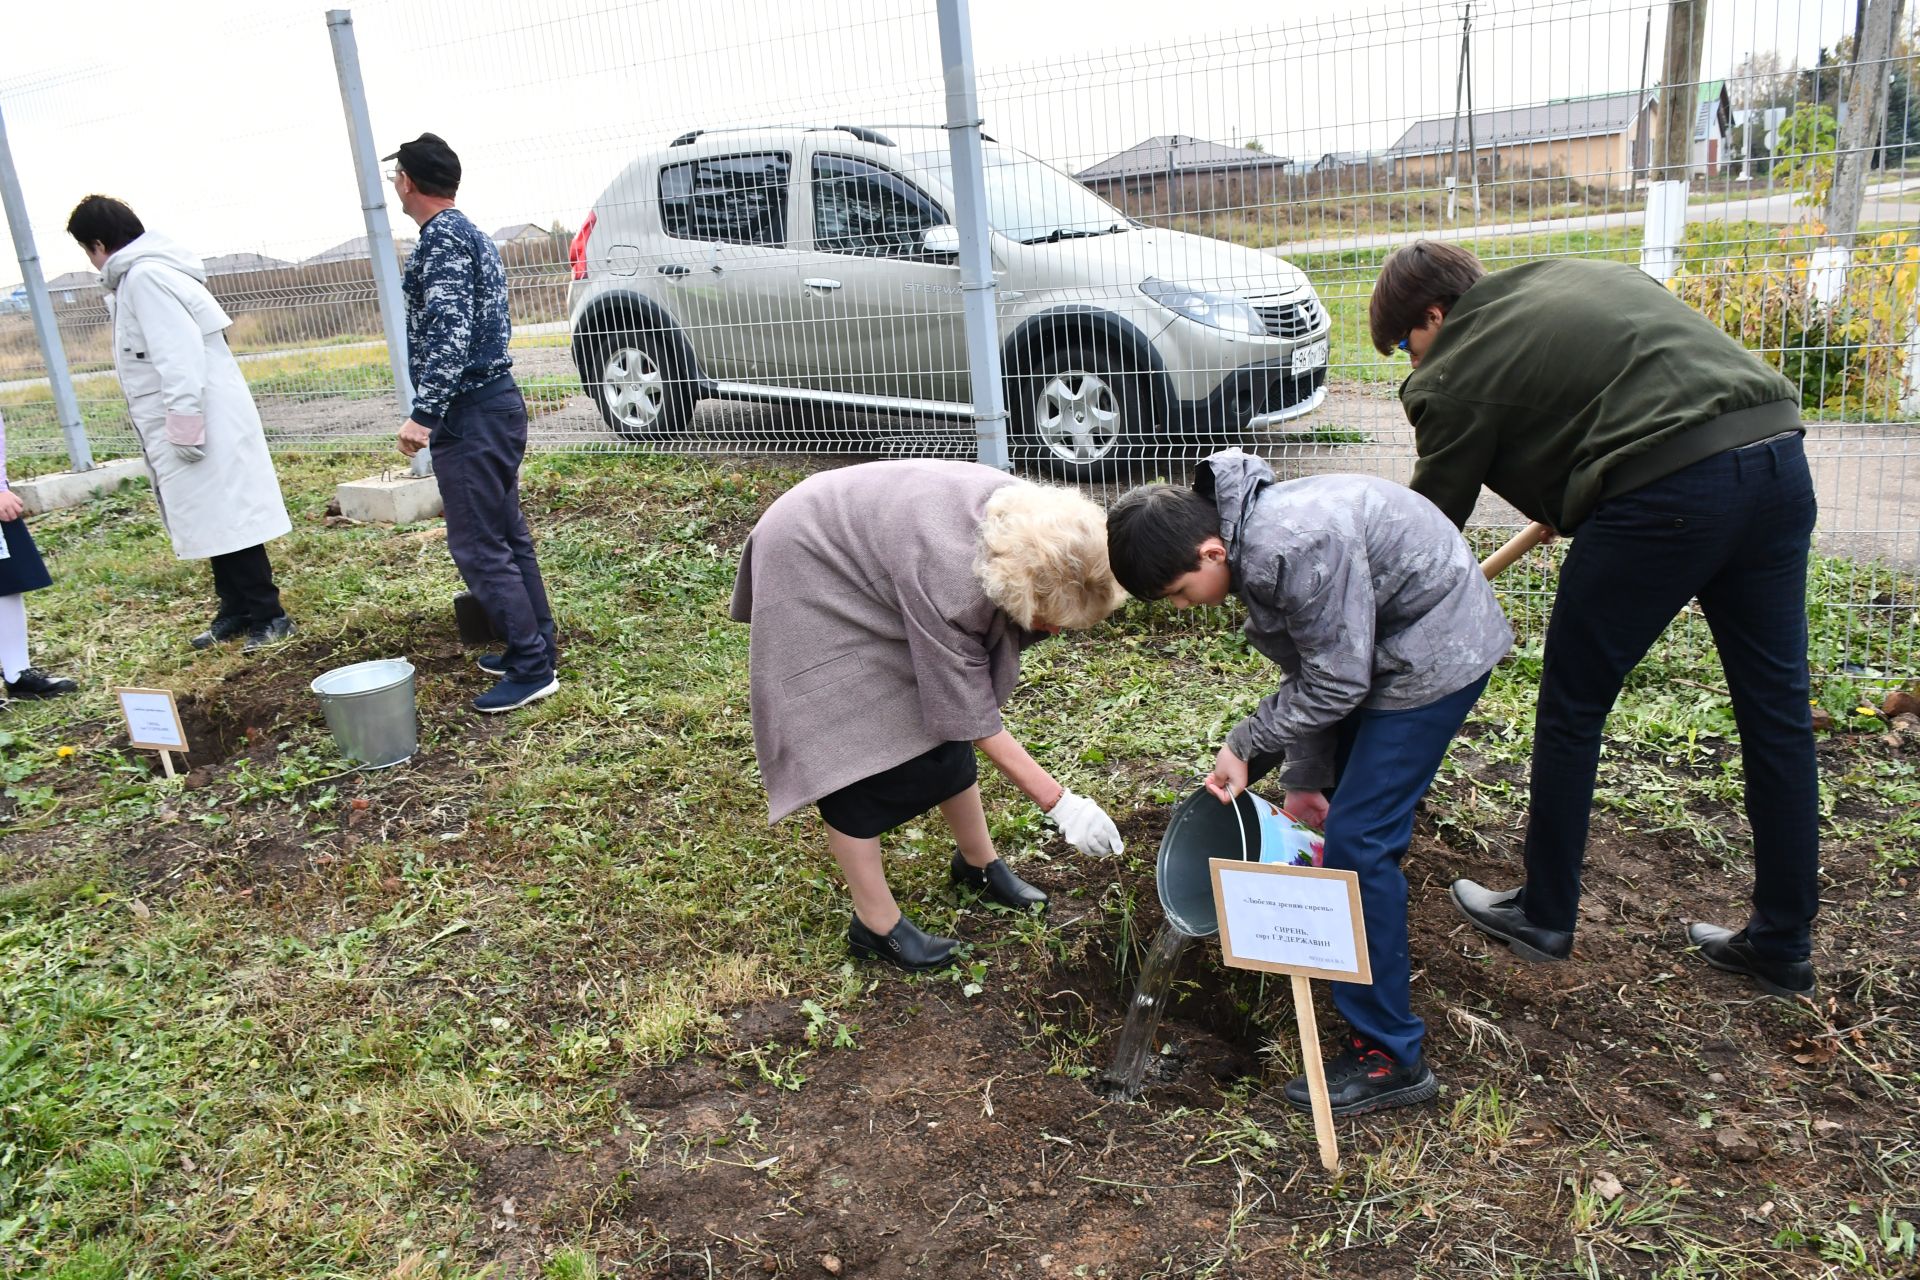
[[1686, 922, 1815, 998], [848, 912, 957, 972], [949, 852, 1048, 910]]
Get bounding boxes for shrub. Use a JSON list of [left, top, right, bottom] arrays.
[[1671, 219, 1920, 414]]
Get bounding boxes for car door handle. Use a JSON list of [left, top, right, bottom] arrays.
[[658, 264, 690, 278], [803, 277, 843, 292]]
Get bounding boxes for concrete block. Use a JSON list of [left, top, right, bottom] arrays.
[[336, 473, 443, 525], [13, 457, 148, 516]]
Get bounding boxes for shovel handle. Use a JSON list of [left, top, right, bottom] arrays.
[[1480, 521, 1554, 581]]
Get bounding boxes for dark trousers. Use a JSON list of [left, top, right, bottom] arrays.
[[1522, 432, 1820, 961], [1252, 672, 1491, 1064], [208, 543, 282, 626], [431, 380, 556, 683]]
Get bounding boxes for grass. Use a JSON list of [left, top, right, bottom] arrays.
[[0, 452, 1915, 1277]]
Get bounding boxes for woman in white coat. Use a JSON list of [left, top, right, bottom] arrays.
[[66, 196, 295, 651]]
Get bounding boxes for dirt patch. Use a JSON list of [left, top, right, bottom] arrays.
[[443, 771, 1917, 1278], [106, 619, 517, 900]]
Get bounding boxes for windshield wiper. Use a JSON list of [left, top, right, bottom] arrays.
[[1020, 223, 1129, 245]]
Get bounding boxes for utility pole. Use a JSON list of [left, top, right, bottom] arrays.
[[1640, 0, 1708, 279], [1463, 4, 1480, 215], [1632, 8, 1653, 194], [1446, 4, 1475, 221]]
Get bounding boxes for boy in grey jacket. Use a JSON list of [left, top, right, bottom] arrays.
[[1108, 450, 1511, 1116]]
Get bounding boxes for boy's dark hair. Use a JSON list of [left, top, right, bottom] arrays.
[[1368, 239, 1486, 354], [1106, 483, 1220, 600], [66, 195, 145, 256]]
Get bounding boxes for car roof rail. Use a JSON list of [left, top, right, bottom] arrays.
[[830, 124, 895, 146], [669, 130, 704, 147]]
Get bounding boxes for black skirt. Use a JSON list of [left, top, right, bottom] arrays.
[[0, 519, 53, 596], [816, 740, 979, 839]]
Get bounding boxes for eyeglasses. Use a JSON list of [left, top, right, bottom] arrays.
[[385, 166, 403, 184]]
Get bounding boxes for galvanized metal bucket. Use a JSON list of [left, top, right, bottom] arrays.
[[1155, 786, 1325, 937], [310, 658, 417, 769]]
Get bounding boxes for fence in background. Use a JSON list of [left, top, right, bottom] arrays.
[[1, 0, 1916, 680]]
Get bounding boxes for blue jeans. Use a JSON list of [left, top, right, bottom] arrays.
[[1521, 432, 1819, 961], [432, 379, 557, 683], [1254, 671, 1491, 1064]]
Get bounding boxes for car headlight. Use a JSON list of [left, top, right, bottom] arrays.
[[1140, 278, 1265, 337]]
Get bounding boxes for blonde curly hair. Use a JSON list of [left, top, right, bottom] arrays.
[[974, 480, 1127, 631]]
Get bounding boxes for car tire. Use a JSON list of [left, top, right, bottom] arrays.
[[1009, 338, 1148, 483], [580, 323, 695, 442]]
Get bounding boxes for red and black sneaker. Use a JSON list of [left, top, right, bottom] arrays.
[[1283, 1036, 1439, 1117]]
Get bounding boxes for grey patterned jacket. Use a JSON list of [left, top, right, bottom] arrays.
[[1206, 450, 1512, 790], [402, 207, 514, 428]]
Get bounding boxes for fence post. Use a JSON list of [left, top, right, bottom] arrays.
[[935, 0, 1010, 471], [326, 9, 430, 476], [0, 101, 92, 473]]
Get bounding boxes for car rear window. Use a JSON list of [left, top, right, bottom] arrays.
[[659, 152, 791, 246]]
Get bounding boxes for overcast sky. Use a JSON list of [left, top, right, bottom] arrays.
[[3, 0, 1857, 279]]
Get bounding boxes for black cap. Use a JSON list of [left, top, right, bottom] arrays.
[[382, 132, 461, 193]]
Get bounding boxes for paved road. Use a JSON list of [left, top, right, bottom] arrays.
[[1265, 178, 1920, 259]]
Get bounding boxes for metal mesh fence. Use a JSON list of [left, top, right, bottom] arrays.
[[1, 0, 1916, 676]]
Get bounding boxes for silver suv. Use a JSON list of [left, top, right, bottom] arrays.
[[567, 125, 1330, 477]]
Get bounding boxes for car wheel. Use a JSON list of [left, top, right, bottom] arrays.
[[583, 326, 694, 441], [1010, 339, 1146, 483]]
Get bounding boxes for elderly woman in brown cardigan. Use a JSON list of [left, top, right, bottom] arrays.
[[730, 459, 1126, 971]]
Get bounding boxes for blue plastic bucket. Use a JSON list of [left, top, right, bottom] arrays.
[[1155, 786, 1324, 937]]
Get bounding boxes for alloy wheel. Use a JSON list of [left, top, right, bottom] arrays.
[[1034, 368, 1121, 464]]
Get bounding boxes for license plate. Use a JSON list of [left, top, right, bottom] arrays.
[[1292, 337, 1329, 374]]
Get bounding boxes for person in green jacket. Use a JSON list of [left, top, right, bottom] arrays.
[[1372, 240, 1818, 999]]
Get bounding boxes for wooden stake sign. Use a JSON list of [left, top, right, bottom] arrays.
[[114, 687, 189, 779], [1209, 858, 1372, 1172]]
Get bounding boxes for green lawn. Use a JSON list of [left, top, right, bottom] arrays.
[[1, 453, 1915, 1278]]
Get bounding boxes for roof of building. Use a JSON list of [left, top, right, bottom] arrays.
[[42, 270, 100, 291], [301, 234, 416, 266], [204, 252, 295, 276], [1075, 135, 1292, 181], [1386, 91, 1656, 156], [491, 223, 548, 243]]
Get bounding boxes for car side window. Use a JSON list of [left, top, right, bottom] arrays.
[[660, 152, 791, 246], [811, 154, 948, 258]]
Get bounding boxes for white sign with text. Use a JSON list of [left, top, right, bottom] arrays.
[[116, 688, 189, 753], [1209, 859, 1372, 984]]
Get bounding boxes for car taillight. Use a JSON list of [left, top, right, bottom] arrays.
[[569, 211, 596, 281]]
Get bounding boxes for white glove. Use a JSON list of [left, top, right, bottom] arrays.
[[1046, 789, 1125, 857], [172, 442, 206, 464]]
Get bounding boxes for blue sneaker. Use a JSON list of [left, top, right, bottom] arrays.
[[472, 674, 558, 714], [475, 653, 507, 676]]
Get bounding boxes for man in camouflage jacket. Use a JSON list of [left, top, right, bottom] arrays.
[[389, 132, 558, 714]]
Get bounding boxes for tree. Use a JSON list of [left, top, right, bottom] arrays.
[[1731, 49, 1802, 112], [1242, 138, 1265, 152], [1773, 103, 1841, 204]]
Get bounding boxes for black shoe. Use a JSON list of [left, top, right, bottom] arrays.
[[949, 851, 1048, 910], [4, 667, 79, 699], [242, 615, 297, 653], [1450, 879, 1573, 962], [848, 911, 957, 972], [190, 615, 249, 650], [1686, 922, 1815, 999], [1284, 1037, 1440, 1117]]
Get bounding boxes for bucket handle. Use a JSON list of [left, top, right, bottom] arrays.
[[1231, 788, 1251, 862]]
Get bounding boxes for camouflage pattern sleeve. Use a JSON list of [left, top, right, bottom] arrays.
[[405, 219, 478, 428]]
